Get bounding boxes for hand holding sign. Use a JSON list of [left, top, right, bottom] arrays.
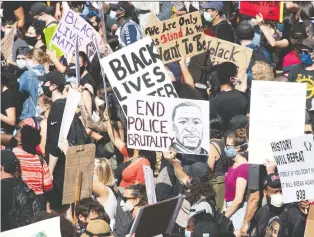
[[256, 13, 264, 26], [299, 200, 310, 215], [162, 148, 177, 160]]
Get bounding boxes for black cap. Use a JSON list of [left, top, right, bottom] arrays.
[[236, 21, 254, 40], [264, 173, 281, 189], [1, 150, 19, 174], [38, 71, 66, 86], [29, 2, 54, 16], [183, 162, 210, 179], [228, 115, 249, 131]]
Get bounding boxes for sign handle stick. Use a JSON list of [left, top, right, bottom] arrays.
[[73, 171, 83, 224], [75, 33, 81, 85]]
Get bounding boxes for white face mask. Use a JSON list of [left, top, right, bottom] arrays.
[[120, 200, 134, 212], [109, 10, 117, 20], [16, 59, 27, 69], [204, 12, 216, 22], [270, 194, 284, 208]]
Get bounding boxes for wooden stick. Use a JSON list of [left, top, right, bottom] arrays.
[[73, 171, 83, 224]]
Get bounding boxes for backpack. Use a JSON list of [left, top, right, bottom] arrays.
[[119, 20, 144, 46], [8, 178, 41, 229]]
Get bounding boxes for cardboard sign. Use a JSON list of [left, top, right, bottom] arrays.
[[143, 165, 157, 205], [271, 134, 314, 203], [127, 95, 209, 155], [144, 12, 204, 64], [51, 8, 101, 60], [1, 22, 17, 59], [2, 217, 62, 237], [100, 37, 178, 116], [62, 144, 95, 205], [129, 195, 185, 237], [239, 1, 283, 21], [249, 81, 306, 164]]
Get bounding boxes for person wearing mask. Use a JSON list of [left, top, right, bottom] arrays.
[[15, 46, 30, 74], [252, 173, 310, 237], [19, 48, 48, 121], [11, 25, 30, 63], [1, 124, 53, 210], [288, 39, 314, 110], [208, 113, 228, 211], [29, 2, 63, 57], [210, 62, 249, 131], [25, 22, 46, 52], [201, 1, 235, 43], [109, 2, 143, 47], [223, 131, 249, 237], [37, 94, 52, 154], [93, 158, 117, 230]]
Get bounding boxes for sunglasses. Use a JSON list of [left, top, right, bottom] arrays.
[[122, 196, 136, 203]]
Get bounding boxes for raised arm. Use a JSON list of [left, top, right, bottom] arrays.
[[179, 55, 195, 88]]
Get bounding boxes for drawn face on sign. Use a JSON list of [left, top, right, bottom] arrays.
[[265, 219, 280, 237], [172, 103, 203, 152]]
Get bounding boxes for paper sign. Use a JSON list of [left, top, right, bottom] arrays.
[[127, 95, 209, 155], [62, 144, 95, 205], [143, 165, 157, 205], [144, 12, 204, 64], [51, 8, 101, 61], [1, 22, 17, 59], [2, 217, 61, 237], [249, 81, 306, 164], [239, 1, 282, 21], [100, 37, 178, 116], [58, 88, 81, 150], [271, 134, 314, 203]]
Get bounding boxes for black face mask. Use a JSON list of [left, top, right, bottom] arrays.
[[25, 36, 37, 47], [42, 85, 52, 98], [9, 136, 18, 148]]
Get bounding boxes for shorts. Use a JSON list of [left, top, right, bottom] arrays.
[[225, 201, 248, 231]]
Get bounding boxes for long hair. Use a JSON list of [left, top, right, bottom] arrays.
[[94, 158, 116, 186], [186, 176, 216, 205], [26, 48, 50, 64]]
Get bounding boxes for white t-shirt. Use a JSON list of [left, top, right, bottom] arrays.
[[189, 198, 213, 218]]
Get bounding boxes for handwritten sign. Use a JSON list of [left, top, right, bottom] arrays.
[[271, 134, 314, 203], [100, 37, 178, 116], [51, 8, 101, 60], [239, 1, 283, 21], [1, 22, 17, 59], [144, 12, 204, 63], [249, 81, 306, 164], [127, 95, 209, 155]]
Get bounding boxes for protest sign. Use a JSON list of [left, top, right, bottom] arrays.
[[127, 95, 209, 155], [2, 216, 62, 237], [271, 134, 314, 203], [129, 195, 185, 237], [100, 37, 178, 116], [239, 1, 284, 21], [1, 22, 17, 59], [143, 165, 157, 204], [62, 144, 95, 205], [249, 81, 306, 164], [144, 11, 204, 63], [58, 89, 81, 150], [51, 8, 101, 60]]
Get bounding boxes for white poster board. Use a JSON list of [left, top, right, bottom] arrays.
[[2, 217, 61, 237], [51, 8, 101, 60], [58, 88, 81, 150], [143, 165, 157, 205], [127, 95, 209, 155], [271, 134, 314, 203], [249, 81, 306, 164], [100, 37, 178, 116]]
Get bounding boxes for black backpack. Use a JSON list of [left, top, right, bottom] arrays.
[[8, 178, 41, 229]]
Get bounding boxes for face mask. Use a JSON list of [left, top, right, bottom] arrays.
[[24, 36, 37, 47], [277, 23, 284, 33], [109, 10, 117, 20], [16, 59, 27, 69], [224, 146, 237, 158], [204, 12, 216, 22], [9, 136, 18, 148], [121, 200, 134, 212], [269, 194, 284, 208], [300, 52, 313, 65], [42, 85, 52, 98]]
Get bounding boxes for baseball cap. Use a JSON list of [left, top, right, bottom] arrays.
[[200, 2, 223, 12], [81, 220, 111, 237], [228, 115, 249, 131], [296, 38, 314, 51], [29, 2, 54, 16], [264, 173, 281, 189], [1, 150, 19, 174], [236, 20, 254, 40], [183, 162, 210, 179], [38, 71, 66, 86]]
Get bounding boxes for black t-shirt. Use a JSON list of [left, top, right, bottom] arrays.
[[288, 64, 314, 110], [81, 72, 96, 90], [210, 90, 249, 130], [1, 178, 14, 232], [213, 20, 235, 43], [1, 89, 16, 133]]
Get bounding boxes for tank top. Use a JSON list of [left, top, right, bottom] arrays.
[[210, 139, 228, 177], [97, 186, 117, 230]]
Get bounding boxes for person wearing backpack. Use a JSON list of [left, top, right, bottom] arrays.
[[1, 150, 41, 231], [236, 20, 272, 81]]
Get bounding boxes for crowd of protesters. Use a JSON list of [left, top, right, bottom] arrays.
[[1, 1, 314, 237]]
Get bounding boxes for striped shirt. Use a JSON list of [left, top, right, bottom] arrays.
[[1, 146, 53, 195]]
